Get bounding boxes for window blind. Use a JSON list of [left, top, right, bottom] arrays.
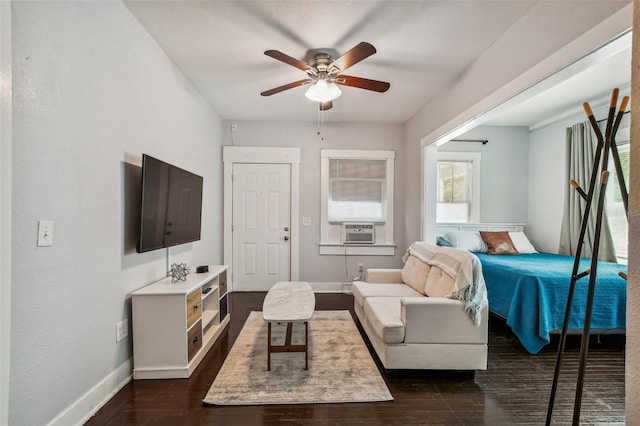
[[329, 159, 386, 220]]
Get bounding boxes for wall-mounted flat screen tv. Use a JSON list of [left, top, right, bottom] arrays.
[[137, 154, 203, 253]]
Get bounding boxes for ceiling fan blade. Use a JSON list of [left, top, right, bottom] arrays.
[[329, 42, 376, 73], [336, 75, 390, 93], [261, 79, 312, 96], [264, 50, 314, 73], [319, 101, 333, 111]]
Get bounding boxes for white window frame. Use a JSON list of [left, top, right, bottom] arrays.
[[320, 149, 395, 255], [606, 127, 629, 264], [435, 152, 481, 224]]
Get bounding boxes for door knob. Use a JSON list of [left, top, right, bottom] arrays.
[[284, 227, 289, 231], [284, 236, 289, 241]]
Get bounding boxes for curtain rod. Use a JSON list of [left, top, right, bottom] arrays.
[[597, 109, 630, 124], [450, 139, 488, 145]]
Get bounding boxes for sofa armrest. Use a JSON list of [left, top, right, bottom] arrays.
[[366, 269, 403, 284], [401, 297, 488, 344]]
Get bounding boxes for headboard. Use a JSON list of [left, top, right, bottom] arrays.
[[436, 223, 525, 237]]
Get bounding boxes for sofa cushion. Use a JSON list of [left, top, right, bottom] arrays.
[[401, 298, 488, 344], [401, 255, 431, 293], [352, 281, 423, 309], [423, 265, 456, 297], [363, 297, 406, 344]]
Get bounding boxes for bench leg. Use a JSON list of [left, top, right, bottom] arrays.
[[267, 322, 271, 371], [305, 321, 308, 370]]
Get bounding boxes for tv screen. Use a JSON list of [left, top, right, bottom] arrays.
[[137, 154, 203, 253]]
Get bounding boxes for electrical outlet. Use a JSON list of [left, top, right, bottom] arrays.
[[116, 319, 128, 343], [231, 123, 237, 132], [358, 263, 364, 272]]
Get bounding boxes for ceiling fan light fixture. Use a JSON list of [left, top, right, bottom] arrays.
[[305, 79, 341, 102], [326, 82, 342, 99]]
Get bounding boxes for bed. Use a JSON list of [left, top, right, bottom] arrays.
[[436, 225, 627, 354], [475, 252, 626, 354]]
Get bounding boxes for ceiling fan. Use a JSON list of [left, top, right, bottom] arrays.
[[260, 42, 390, 111]]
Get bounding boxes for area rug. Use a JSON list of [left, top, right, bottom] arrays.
[[203, 310, 393, 405]]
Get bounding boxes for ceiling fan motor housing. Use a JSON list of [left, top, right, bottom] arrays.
[[309, 53, 333, 70]]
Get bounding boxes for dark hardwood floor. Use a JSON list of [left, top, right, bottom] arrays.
[[86, 292, 625, 425]]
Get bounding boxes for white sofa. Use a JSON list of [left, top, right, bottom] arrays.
[[352, 244, 488, 372]]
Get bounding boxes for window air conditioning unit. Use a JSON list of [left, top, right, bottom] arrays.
[[342, 223, 375, 244]]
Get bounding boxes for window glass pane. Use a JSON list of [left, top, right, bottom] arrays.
[[329, 159, 386, 221], [330, 200, 383, 220], [437, 160, 471, 222], [436, 203, 469, 223], [606, 142, 629, 263]]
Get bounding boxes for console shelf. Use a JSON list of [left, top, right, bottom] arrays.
[[132, 265, 229, 379], [202, 309, 219, 329]]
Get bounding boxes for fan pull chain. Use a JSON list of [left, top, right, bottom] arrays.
[[317, 102, 324, 140]]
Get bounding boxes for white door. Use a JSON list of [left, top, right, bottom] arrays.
[[232, 163, 291, 291]]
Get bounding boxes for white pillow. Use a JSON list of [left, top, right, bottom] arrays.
[[442, 231, 488, 253], [508, 231, 538, 253]]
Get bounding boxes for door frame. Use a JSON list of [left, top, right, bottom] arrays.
[[223, 146, 300, 292]]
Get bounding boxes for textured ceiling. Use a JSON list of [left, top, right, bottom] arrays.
[[124, 1, 631, 124]]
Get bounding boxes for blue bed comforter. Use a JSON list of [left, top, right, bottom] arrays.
[[475, 252, 626, 354]]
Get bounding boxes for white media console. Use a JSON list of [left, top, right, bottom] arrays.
[[131, 265, 229, 379]]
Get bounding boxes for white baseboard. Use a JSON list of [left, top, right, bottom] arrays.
[[47, 358, 132, 426], [228, 282, 353, 294], [309, 282, 353, 294]]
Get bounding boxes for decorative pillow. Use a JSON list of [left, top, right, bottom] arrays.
[[480, 231, 519, 255], [401, 255, 431, 293], [508, 231, 538, 253], [436, 236, 452, 247], [442, 231, 488, 253]]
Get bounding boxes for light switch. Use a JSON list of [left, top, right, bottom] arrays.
[[302, 217, 312, 227], [37, 220, 53, 247]]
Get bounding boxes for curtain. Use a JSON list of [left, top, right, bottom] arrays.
[[559, 122, 617, 262]]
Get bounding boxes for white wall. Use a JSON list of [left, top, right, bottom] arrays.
[[10, 2, 223, 425], [527, 97, 631, 253], [527, 119, 567, 252], [222, 120, 406, 281], [438, 126, 529, 223], [0, 1, 12, 424]]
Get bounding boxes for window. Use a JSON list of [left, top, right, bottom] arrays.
[[437, 161, 472, 223], [320, 149, 395, 255], [606, 138, 629, 263], [436, 152, 480, 223], [329, 158, 386, 222]]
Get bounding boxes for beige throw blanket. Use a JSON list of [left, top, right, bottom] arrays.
[[403, 242, 488, 326]]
